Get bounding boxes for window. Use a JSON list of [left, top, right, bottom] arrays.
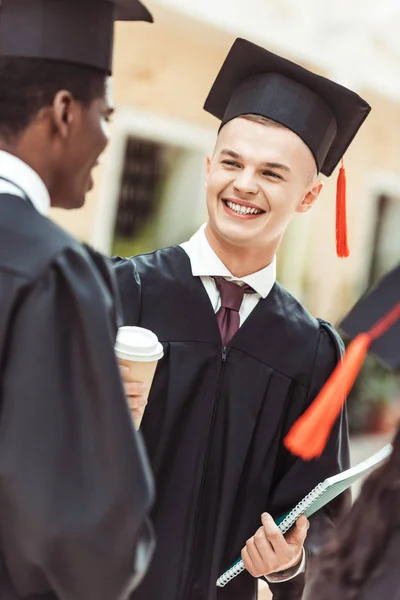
[[368, 192, 400, 286], [112, 137, 185, 256], [91, 109, 215, 256]]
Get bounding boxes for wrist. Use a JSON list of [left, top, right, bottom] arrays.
[[278, 548, 303, 572], [265, 548, 305, 583]]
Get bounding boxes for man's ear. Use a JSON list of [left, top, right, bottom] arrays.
[[52, 90, 74, 138], [297, 179, 324, 214]]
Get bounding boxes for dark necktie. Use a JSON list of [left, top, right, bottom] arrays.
[[213, 277, 256, 345]]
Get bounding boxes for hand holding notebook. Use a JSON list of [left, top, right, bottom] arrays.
[[241, 512, 308, 580], [216, 444, 392, 587]]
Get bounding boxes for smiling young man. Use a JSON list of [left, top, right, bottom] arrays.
[[0, 1, 155, 599], [115, 39, 371, 600], [204, 114, 321, 278]]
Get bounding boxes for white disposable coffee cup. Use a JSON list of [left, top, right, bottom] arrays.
[[115, 326, 164, 427]]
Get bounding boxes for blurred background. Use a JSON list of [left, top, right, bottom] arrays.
[[50, 1, 400, 594], [53, 0, 399, 544]]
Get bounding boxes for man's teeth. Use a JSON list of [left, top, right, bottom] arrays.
[[225, 200, 262, 215]]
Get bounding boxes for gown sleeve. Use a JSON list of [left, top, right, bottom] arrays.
[[110, 256, 142, 326], [0, 246, 154, 600], [267, 321, 351, 600]]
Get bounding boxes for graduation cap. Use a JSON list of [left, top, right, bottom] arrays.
[[204, 38, 371, 258], [285, 265, 400, 460], [0, 0, 153, 73]]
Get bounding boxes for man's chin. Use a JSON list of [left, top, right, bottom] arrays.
[[215, 221, 257, 247], [51, 192, 86, 211], [74, 196, 86, 210], [87, 173, 95, 192]]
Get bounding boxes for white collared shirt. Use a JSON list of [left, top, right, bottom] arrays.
[[0, 150, 50, 216], [181, 224, 276, 326]]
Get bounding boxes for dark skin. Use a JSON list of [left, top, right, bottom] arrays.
[[0, 78, 114, 210]]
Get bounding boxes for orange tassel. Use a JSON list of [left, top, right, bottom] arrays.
[[336, 158, 349, 258], [284, 334, 371, 460], [285, 301, 400, 460]]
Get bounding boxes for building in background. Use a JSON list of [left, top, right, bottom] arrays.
[[51, 0, 400, 432], [46, 3, 399, 596]]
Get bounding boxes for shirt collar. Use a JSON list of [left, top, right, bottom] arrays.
[[182, 224, 276, 299], [0, 150, 51, 216]]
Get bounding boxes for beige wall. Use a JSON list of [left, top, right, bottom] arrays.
[[50, 12, 400, 321], [302, 89, 400, 321]]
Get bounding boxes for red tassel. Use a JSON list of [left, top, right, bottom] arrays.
[[284, 301, 400, 460], [336, 159, 349, 258]]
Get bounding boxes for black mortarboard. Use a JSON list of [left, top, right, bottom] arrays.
[[285, 265, 400, 460], [204, 38, 370, 177], [340, 265, 400, 370], [0, 0, 153, 73], [204, 39, 372, 258]]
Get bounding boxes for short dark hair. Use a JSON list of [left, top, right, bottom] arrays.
[[0, 57, 107, 140]]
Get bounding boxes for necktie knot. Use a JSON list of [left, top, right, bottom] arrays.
[[214, 277, 245, 312]]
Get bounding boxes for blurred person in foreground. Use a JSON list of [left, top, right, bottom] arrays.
[[308, 430, 400, 600], [0, 1, 155, 599], [114, 39, 371, 600], [292, 265, 400, 600]]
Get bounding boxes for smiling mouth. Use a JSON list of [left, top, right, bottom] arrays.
[[222, 199, 265, 216]]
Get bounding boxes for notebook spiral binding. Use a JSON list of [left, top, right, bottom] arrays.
[[216, 482, 324, 588], [278, 482, 324, 534]]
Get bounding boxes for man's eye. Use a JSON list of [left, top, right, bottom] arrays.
[[263, 170, 282, 180], [222, 160, 240, 168]]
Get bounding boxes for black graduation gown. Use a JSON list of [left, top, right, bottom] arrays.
[[114, 246, 350, 600], [0, 194, 154, 600]]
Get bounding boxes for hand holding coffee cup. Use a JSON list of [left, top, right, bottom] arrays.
[[115, 327, 163, 429], [119, 371, 149, 428]]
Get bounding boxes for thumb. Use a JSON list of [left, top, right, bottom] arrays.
[[296, 515, 309, 531], [287, 515, 309, 544]]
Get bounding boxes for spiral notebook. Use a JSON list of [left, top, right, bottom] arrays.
[[216, 443, 392, 588]]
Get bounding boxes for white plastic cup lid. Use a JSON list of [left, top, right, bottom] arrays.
[[115, 326, 164, 362]]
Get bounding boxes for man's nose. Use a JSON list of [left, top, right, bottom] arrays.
[[233, 169, 258, 195]]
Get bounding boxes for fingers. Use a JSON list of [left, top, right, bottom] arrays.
[[117, 364, 150, 429], [296, 514, 309, 533], [244, 528, 275, 576], [118, 364, 148, 396], [285, 514, 310, 547], [124, 382, 148, 415], [241, 545, 260, 578], [296, 514, 309, 528], [241, 518, 286, 577], [119, 364, 130, 378], [260, 513, 290, 557], [126, 390, 148, 414], [131, 408, 144, 430], [124, 381, 148, 400], [241, 513, 308, 578], [120, 376, 149, 414]]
